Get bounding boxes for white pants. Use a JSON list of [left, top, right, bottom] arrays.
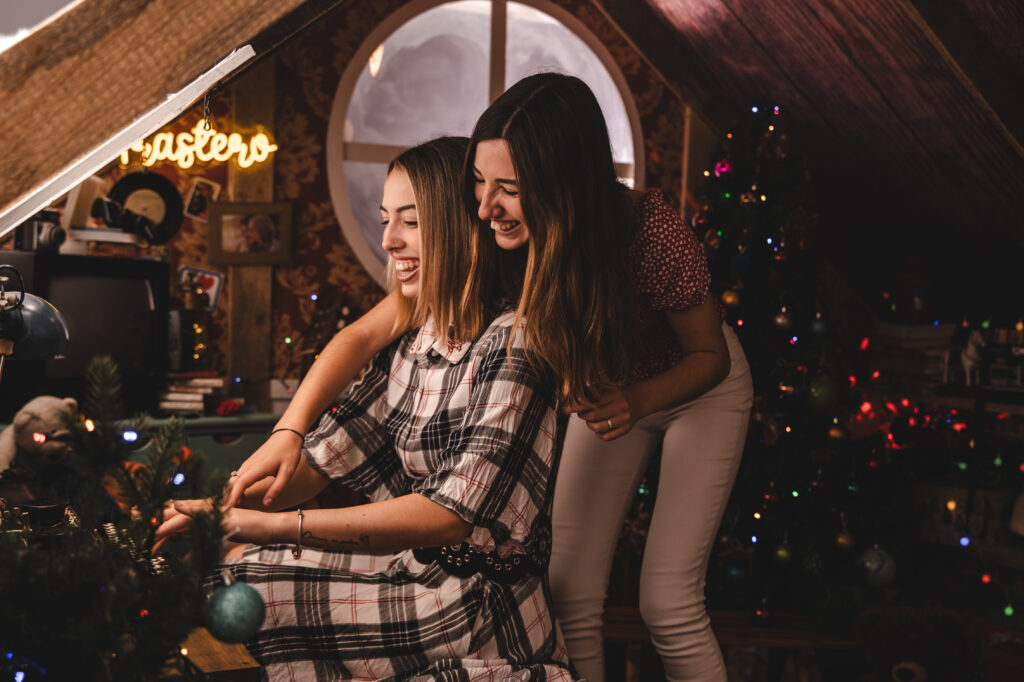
[[550, 324, 753, 681]]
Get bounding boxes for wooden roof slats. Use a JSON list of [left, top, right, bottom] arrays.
[[0, 0, 322, 217], [641, 0, 1023, 246]]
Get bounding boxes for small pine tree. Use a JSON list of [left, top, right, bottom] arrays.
[[0, 356, 225, 680]]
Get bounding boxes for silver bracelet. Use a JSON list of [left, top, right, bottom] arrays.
[[292, 507, 303, 559]]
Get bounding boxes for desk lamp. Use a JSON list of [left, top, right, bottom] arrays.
[[0, 264, 69, 382]]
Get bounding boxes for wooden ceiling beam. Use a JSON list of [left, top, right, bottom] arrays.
[[0, 0, 345, 222], [909, 0, 1024, 154]]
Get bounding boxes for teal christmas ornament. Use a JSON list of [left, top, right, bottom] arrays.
[[856, 545, 896, 587], [204, 570, 266, 643]]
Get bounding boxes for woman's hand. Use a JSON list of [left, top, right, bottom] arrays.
[[154, 498, 282, 551], [224, 430, 305, 510], [573, 386, 639, 441]]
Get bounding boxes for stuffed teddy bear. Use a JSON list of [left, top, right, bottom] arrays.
[[0, 395, 78, 475]]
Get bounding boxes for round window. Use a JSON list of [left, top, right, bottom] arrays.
[[327, 0, 642, 284]]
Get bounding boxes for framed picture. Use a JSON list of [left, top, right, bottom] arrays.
[[183, 177, 222, 222], [177, 265, 224, 313], [208, 201, 292, 265]]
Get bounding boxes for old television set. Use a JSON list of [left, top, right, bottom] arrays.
[[0, 251, 169, 422]]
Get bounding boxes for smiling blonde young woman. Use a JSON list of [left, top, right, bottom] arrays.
[[162, 137, 576, 681]]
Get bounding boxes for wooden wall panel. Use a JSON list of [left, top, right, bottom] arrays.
[[228, 58, 276, 413]]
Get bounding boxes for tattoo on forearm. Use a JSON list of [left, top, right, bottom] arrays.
[[302, 530, 371, 548]]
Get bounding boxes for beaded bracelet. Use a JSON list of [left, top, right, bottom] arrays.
[[271, 427, 305, 440], [292, 507, 303, 560]]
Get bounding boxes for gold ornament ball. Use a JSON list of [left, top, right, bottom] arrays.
[[828, 424, 847, 440], [835, 531, 854, 550], [774, 546, 792, 563], [721, 290, 741, 307]]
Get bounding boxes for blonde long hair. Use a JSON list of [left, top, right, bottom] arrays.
[[387, 137, 486, 343], [460, 73, 635, 406]]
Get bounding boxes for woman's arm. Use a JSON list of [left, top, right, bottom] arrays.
[[160, 493, 471, 552], [225, 291, 405, 508], [577, 296, 731, 440], [234, 456, 332, 512]]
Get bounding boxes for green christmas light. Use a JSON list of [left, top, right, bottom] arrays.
[[994, 456, 1003, 467], [791, 490, 799, 498], [1005, 605, 1015, 617], [724, 192, 731, 199], [285, 337, 292, 344], [957, 461, 968, 471], [982, 319, 991, 330]]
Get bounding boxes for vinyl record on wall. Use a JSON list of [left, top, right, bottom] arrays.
[[107, 172, 184, 244]]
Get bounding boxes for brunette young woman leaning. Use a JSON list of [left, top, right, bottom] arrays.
[[466, 74, 752, 682]]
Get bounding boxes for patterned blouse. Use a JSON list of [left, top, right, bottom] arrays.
[[629, 189, 719, 381], [220, 310, 575, 681]]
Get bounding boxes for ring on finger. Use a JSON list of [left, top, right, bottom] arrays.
[[606, 419, 614, 431], [230, 470, 240, 477]]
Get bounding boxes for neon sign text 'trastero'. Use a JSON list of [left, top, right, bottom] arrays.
[[120, 122, 279, 169]]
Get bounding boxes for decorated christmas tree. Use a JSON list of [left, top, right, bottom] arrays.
[[0, 356, 226, 681], [619, 105, 1022, 650]]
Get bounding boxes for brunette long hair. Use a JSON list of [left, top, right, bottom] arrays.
[[461, 73, 634, 405], [387, 136, 483, 342]]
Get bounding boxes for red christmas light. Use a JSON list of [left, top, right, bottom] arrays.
[[860, 337, 871, 351], [871, 370, 881, 380], [982, 574, 992, 584], [848, 375, 857, 387], [901, 399, 911, 408], [860, 401, 873, 414], [885, 402, 898, 414]]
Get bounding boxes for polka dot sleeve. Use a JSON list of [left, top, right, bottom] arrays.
[[631, 190, 711, 311]]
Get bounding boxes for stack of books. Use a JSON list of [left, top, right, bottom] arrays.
[[158, 372, 228, 415]]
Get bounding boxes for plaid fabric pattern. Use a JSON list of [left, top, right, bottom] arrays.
[[221, 311, 575, 681]]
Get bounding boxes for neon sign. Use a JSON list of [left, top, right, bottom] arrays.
[[120, 121, 279, 169]]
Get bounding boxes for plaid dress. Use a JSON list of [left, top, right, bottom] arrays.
[[222, 311, 576, 681]]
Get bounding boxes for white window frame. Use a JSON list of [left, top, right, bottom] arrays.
[[326, 0, 644, 284]]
